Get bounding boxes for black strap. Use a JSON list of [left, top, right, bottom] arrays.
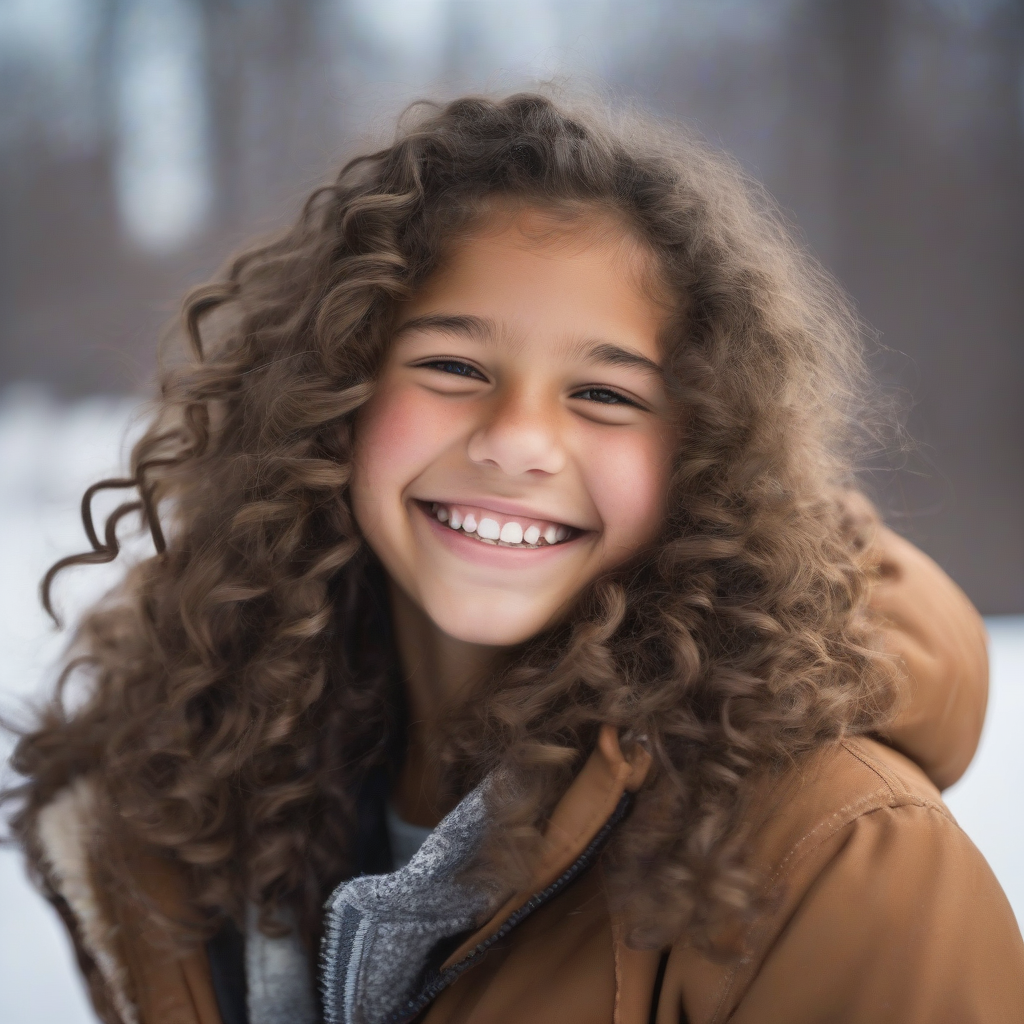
[[206, 917, 249, 1024], [648, 948, 670, 1024]]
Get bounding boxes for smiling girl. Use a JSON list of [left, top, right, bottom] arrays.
[[9, 94, 1023, 1024]]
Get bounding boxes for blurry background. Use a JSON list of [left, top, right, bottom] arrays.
[[1, 1, 1021, 1021]]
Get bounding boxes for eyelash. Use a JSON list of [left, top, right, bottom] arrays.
[[415, 359, 643, 409], [416, 359, 488, 381], [570, 387, 640, 408]]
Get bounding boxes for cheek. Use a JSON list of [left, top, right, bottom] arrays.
[[352, 381, 464, 507], [581, 428, 671, 553]]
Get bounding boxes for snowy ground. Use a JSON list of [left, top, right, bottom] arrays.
[[0, 390, 1021, 1023]]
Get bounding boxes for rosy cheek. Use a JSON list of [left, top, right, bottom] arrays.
[[355, 380, 466, 496], [582, 430, 670, 554]]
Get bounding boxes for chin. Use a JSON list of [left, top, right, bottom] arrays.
[[425, 592, 554, 648]]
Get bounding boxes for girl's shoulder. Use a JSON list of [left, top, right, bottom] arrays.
[[33, 776, 219, 1024], [664, 736, 1024, 1023], [746, 734, 963, 882]]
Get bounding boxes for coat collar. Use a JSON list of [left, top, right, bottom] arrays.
[[321, 725, 652, 1024], [440, 724, 651, 971]]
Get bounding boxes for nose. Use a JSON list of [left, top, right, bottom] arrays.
[[466, 388, 567, 477]]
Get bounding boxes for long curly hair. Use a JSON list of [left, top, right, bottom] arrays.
[[6, 93, 896, 951]]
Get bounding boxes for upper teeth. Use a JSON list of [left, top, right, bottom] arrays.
[[499, 522, 523, 544], [428, 503, 571, 547], [477, 517, 500, 540]]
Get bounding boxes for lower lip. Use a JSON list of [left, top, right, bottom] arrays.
[[414, 502, 585, 568]]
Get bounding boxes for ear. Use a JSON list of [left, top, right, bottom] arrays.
[[597, 724, 653, 792]]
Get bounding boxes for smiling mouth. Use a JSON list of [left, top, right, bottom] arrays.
[[418, 501, 580, 549]]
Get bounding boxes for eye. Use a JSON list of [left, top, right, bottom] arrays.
[[414, 359, 488, 381], [571, 386, 642, 408]]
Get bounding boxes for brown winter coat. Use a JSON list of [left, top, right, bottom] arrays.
[[34, 525, 1024, 1023]]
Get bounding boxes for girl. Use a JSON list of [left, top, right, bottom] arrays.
[[8, 94, 1023, 1024]]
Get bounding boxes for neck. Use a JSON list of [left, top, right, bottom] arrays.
[[388, 580, 499, 827]]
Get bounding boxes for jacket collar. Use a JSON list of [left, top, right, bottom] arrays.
[[319, 725, 653, 1024], [440, 724, 651, 970]]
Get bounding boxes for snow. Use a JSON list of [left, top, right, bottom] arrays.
[[0, 390, 1020, 1022]]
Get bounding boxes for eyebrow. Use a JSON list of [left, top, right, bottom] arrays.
[[394, 313, 494, 340], [395, 313, 663, 378], [585, 341, 663, 379]]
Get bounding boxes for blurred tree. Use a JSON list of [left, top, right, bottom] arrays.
[[820, 0, 1024, 610]]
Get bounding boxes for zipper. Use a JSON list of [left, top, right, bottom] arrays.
[[383, 791, 633, 1024]]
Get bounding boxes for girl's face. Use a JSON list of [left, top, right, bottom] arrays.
[[351, 208, 675, 647]]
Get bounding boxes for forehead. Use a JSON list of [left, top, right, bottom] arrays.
[[398, 206, 671, 354]]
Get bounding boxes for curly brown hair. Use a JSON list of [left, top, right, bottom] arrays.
[[6, 92, 896, 951]]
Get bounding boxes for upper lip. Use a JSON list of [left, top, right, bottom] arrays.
[[413, 496, 590, 531]]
